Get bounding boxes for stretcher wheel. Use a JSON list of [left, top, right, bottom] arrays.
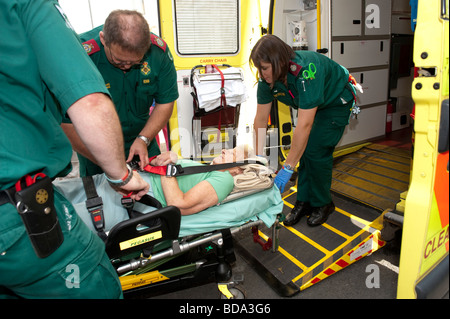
[[219, 286, 246, 299]]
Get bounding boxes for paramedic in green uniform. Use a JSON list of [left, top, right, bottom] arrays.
[[251, 35, 357, 227], [0, 0, 149, 298], [62, 10, 179, 175]]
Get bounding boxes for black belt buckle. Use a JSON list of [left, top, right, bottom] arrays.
[[166, 164, 184, 177], [15, 176, 64, 258], [128, 155, 141, 171], [86, 196, 105, 232], [121, 196, 134, 209]]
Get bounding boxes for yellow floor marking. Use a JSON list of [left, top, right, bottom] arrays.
[[258, 230, 307, 271], [335, 207, 383, 230], [322, 223, 351, 240], [284, 225, 331, 255]]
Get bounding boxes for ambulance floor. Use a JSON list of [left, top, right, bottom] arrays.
[[331, 143, 412, 211]]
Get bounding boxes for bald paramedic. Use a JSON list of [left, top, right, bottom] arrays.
[[62, 10, 179, 175], [0, 0, 148, 298]]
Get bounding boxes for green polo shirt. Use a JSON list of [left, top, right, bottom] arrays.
[[0, 0, 110, 190], [257, 51, 352, 113], [79, 26, 178, 151]]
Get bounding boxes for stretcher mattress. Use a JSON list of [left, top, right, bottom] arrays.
[[53, 173, 283, 238]]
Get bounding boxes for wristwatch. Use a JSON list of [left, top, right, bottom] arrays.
[[137, 135, 150, 147], [284, 164, 293, 171], [105, 164, 133, 187]]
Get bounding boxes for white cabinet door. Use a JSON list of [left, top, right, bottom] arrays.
[[351, 69, 389, 106], [332, 0, 362, 36], [332, 39, 390, 68]]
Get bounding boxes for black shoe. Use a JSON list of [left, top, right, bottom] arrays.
[[307, 202, 335, 227], [284, 201, 311, 227]]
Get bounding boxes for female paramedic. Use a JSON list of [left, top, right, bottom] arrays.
[[251, 34, 358, 227]]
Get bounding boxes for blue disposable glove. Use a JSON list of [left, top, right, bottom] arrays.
[[274, 166, 293, 193]]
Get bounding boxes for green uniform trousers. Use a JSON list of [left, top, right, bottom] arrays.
[[296, 90, 353, 207], [0, 189, 123, 299]]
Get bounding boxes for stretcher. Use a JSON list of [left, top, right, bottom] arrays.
[[53, 169, 283, 298]]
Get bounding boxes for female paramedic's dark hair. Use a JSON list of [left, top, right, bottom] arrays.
[[250, 34, 296, 88]]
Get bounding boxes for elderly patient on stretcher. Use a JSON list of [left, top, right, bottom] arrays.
[[54, 145, 280, 235]]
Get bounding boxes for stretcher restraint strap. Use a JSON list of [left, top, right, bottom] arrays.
[[82, 176, 107, 241], [143, 158, 266, 177], [82, 172, 163, 230], [121, 193, 163, 221]]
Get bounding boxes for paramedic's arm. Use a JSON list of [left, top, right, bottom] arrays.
[[128, 101, 174, 170], [160, 177, 218, 215], [283, 107, 317, 168], [253, 102, 272, 155], [67, 93, 149, 199], [61, 123, 97, 165]]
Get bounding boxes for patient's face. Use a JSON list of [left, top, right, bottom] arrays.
[[212, 148, 245, 164]]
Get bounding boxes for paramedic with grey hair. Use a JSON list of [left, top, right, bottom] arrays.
[[62, 9, 178, 175], [0, 0, 148, 298]]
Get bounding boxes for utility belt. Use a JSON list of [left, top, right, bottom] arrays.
[[0, 173, 64, 258]]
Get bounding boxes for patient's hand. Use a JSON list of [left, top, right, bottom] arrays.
[[151, 151, 178, 166]]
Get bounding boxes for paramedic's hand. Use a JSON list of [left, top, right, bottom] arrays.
[[151, 151, 178, 166], [114, 171, 149, 201], [274, 166, 293, 193], [127, 139, 149, 170]]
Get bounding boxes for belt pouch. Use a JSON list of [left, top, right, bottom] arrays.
[[14, 176, 64, 258]]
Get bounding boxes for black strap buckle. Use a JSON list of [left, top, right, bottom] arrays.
[[86, 196, 104, 232], [82, 176, 105, 235], [128, 155, 141, 171], [121, 196, 135, 219], [166, 164, 184, 177]]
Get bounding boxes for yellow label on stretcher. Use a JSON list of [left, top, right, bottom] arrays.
[[120, 271, 169, 291], [119, 231, 162, 251]]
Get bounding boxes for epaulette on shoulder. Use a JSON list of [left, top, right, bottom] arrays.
[[151, 34, 167, 52], [289, 61, 302, 77], [82, 39, 101, 56]]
